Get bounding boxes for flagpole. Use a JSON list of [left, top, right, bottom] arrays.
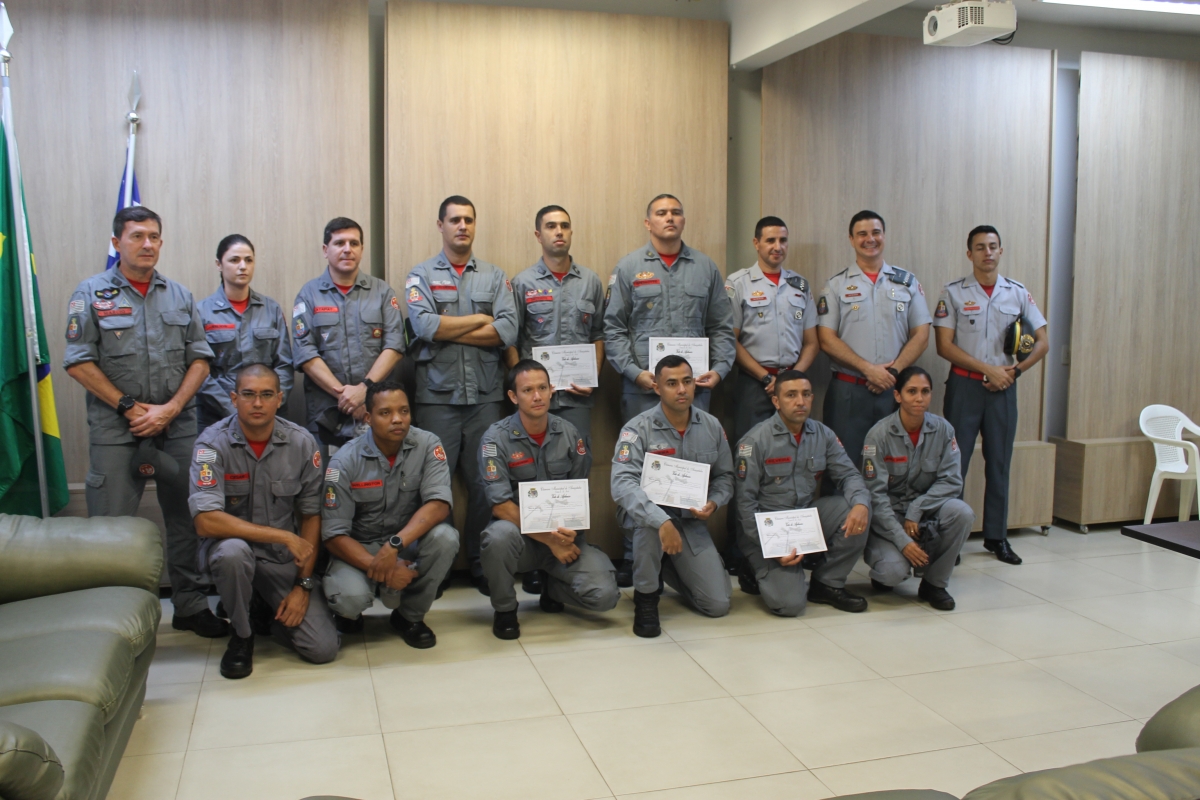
[[122, 71, 139, 208], [0, 18, 50, 519]]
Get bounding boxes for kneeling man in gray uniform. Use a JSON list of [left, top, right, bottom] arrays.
[[735, 370, 872, 616], [611, 355, 735, 638], [190, 364, 338, 679], [480, 360, 618, 640], [321, 381, 459, 649]]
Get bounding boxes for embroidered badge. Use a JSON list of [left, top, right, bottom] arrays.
[[293, 301, 306, 317], [510, 450, 526, 462], [407, 287, 423, 303], [883, 456, 908, 464], [608, 273, 617, 287], [817, 296, 829, 315], [618, 431, 638, 444], [862, 445, 876, 458], [725, 284, 735, 300], [195, 449, 217, 463], [372, 327, 382, 339], [405, 275, 421, 288], [935, 300, 948, 318], [351, 479, 383, 490], [324, 486, 338, 508], [325, 468, 340, 483], [68, 299, 85, 314], [485, 458, 500, 480], [433, 445, 447, 461], [863, 458, 876, 480], [951, 437, 959, 452], [1027, 292, 1036, 305], [196, 463, 216, 488], [764, 456, 792, 465], [225, 473, 249, 482], [616, 443, 631, 463], [738, 443, 753, 457], [97, 307, 132, 318], [138, 463, 155, 476], [94, 287, 120, 300], [312, 451, 321, 469], [294, 316, 308, 338], [482, 443, 498, 458], [576, 438, 587, 456], [737, 457, 747, 479], [314, 306, 339, 314], [505, 279, 512, 292], [390, 296, 400, 310], [66, 316, 81, 341]]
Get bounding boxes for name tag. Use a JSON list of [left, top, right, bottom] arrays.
[[205, 323, 236, 331], [314, 306, 340, 314], [883, 456, 908, 464], [225, 473, 249, 481], [351, 480, 383, 489], [764, 457, 793, 465]]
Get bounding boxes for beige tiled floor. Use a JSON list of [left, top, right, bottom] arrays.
[[111, 525, 1198, 800]]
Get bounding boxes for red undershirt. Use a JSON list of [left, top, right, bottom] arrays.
[[550, 270, 569, 282], [763, 271, 782, 286], [529, 431, 547, 447], [676, 429, 687, 438], [333, 282, 353, 295], [387, 454, 397, 468], [981, 284, 995, 298], [862, 271, 880, 285], [908, 429, 920, 447], [452, 264, 467, 277], [247, 439, 269, 458], [794, 432, 802, 445], [659, 252, 679, 268], [229, 297, 250, 314], [127, 278, 151, 297]]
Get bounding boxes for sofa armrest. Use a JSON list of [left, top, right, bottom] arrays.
[[1138, 684, 1200, 753], [0, 719, 64, 800], [0, 515, 163, 604]]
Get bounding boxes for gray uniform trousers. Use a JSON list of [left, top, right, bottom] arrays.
[[864, 498, 973, 589], [86, 437, 209, 617], [322, 523, 459, 622], [480, 520, 619, 614], [943, 373, 1017, 541], [206, 538, 339, 663], [822, 377, 897, 470], [725, 370, 778, 562], [633, 518, 732, 618], [413, 403, 502, 575], [739, 496, 861, 617]]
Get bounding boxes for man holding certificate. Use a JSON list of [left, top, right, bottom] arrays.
[[506, 206, 605, 444], [736, 370, 873, 616], [479, 360, 619, 640], [610, 355, 735, 638]]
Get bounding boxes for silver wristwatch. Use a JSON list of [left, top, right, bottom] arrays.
[[296, 576, 318, 591]]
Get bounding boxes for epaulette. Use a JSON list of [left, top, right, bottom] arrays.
[[887, 268, 914, 287], [785, 275, 809, 293], [1006, 277, 1026, 289]]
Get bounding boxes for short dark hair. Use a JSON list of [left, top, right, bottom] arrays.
[[216, 234, 254, 262], [654, 354, 692, 378], [323, 217, 363, 245], [365, 380, 408, 412], [754, 216, 788, 239], [646, 193, 682, 217], [895, 365, 933, 392], [773, 369, 811, 394], [506, 359, 550, 394], [233, 363, 279, 391], [967, 225, 1002, 249], [848, 210, 885, 236], [113, 206, 162, 239], [439, 195, 476, 221], [535, 205, 569, 230]]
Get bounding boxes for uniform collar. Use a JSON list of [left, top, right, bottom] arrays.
[[643, 242, 693, 265], [845, 262, 893, 281], [360, 429, 415, 460], [649, 403, 700, 431], [533, 258, 578, 279], [885, 411, 935, 437], [962, 273, 1008, 291], [768, 413, 813, 438], [226, 419, 282, 446], [318, 268, 370, 292], [748, 263, 795, 284], [213, 285, 263, 310], [506, 412, 561, 441], [434, 252, 477, 271], [110, 267, 166, 290]]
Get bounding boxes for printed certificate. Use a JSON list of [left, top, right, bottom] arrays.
[[640, 454, 709, 511], [648, 337, 709, 377], [518, 479, 591, 533], [534, 344, 599, 390], [754, 508, 828, 558]]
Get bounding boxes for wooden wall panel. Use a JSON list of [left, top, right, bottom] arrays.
[[12, 0, 370, 484], [762, 33, 1053, 442], [1069, 52, 1200, 439]]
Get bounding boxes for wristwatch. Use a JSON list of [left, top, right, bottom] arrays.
[[116, 394, 136, 416], [296, 576, 318, 592], [388, 534, 404, 550], [760, 374, 773, 387]]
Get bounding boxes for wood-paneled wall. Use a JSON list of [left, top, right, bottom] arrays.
[[386, 1, 729, 554], [761, 33, 1054, 442], [1069, 52, 1200, 439], [13, 0, 370, 483]]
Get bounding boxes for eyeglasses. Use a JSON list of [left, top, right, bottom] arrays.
[[237, 390, 278, 401]]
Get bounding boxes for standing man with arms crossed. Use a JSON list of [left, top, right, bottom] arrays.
[[818, 211, 932, 471], [64, 206, 225, 638], [604, 194, 735, 586], [292, 217, 404, 464], [934, 226, 1048, 565], [406, 196, 519, 593]]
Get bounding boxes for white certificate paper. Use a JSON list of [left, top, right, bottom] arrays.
[[754, 508, 828, 558], [518, 479, 591, 534], [534, 344, 599, 390], [648, 337, 709, 377], [640, 454, 710, 511]]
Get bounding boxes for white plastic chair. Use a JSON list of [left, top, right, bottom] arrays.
[[1139, 404, 1200, 524]]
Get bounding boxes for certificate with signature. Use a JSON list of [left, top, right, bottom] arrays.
[[518, 479, 591, 534], [534, 345, 599, 390], [648, 337, 708, 376], [640, 454, 709, 511], [754, 508, 828, 558]]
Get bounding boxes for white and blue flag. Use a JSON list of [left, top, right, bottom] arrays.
[[104, 153, 140, 270]]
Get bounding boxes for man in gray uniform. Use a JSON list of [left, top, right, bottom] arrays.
[[611, 355, 734, 638], [506, 206, 605, 442], [321, 381, 459, 649], [934, 225, 1048, 565], [292, 217, 404, 462], [190, 364, 338, 678], [480, 360, 618, 640], [64, 206, 225, 638], [817, 210, 931, 470], [406, 196, 518, 591], [736, 370, 872, 616]]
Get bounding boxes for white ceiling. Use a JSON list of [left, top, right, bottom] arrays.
[[906, 0, 1200, 36]]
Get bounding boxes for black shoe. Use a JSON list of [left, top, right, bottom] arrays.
[[724, 556, 740, 576], [539, 591, 564, 613], [633, 590, 661, 638], [800, 552, 827, 571], [984, 539, 1023, 565], [249, 592, 274, 637], [615, 559, 633, 588], [215, 601, 228, 619], [334, 614, 364, 634], [918, 580, 956, 611], [871, 578, 893, 592], [472, 573, 491, 596], [955, 554, 961, 566], [172, 608, 230, 638], [493, 609, 520, 640], [807, 581, 868, 613], [390, 611, 437, 648], [522, 570, 544, 595], [738, 566, 760, 595], [219, 633, 254, 679]]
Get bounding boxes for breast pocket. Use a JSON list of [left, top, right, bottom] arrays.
[[270, 479, 301, 529], [312, 311, 342, 365], [911, 457, 940, 493], [508, 459, 538, 482], [432, 287, 458, 313], [760, 460, 795, 502], [546, 457, 572, 479], [575, 299, 596, 339], [224, 479, 251, 520], [161, 310, 191, 366], [98, 315, 142, 395], [993, 299, 1022, 328], [631, 283, 662, 330], [206, 328, 239, 369], [681, 279, 710, 330], [786, 292, 808, 321], [360, 307, 384, 359], [251, 327, 280, 364], [525, 301, 555, 342], [471, 290, 494, 317]]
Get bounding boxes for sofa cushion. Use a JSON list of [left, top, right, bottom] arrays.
[[0, 587, 160, 658], [821, 792, 959, 800], [0, 631, 134, 724], [1138, 684, 1200, 753], [0, 717, 64, 800], [0, 701, 104, 800], [963, 747, 1200, 800]]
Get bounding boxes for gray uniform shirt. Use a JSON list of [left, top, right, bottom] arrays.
[[862, 411, 963, 551], [734, 415, 870, 545], [63, 268, 214, 444], [933, 274, 1047, 366], [321, 427, 453, 544], [610, 404, 734, 531], [817, 263, 932, 377], [405, 254, 519, 405], [725, 264, 817, 369], [291, 269, 404, 439], [512, 259, 605, 410], [197, 286, 294, 422], [187, 415, 323, 564], [479, 412, 591, 510], [603, 244, 735, 387]]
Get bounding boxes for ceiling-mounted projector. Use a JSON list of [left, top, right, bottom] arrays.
[[923, 0, 1017, 46]]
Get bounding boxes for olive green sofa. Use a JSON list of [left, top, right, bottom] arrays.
[[0, 514, 163, 800]]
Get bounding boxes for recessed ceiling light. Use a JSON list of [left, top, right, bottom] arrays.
[[1042, 0, 1200, 14]]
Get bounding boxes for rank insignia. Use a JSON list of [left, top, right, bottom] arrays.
[[94, 287, 120, 300], [737, 458, 747, 480], [935, 300, 948, 318], [324, 486, 338, 508], [294, 316, 308, 338], [863, 458, 876, 480], [817, 296, 829, 315], [66, 316, 81, 341], [196, 463, 216, 488], [846, 285, 858, 291], [485, 458, 500, 481], [635, 271, 655, 281], [576, 438, 587, 456], [616, 443, 631, 463], [433, 445, 447, 461]]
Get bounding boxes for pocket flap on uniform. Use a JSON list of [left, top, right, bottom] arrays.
[[206, 329, 237, 344], [252, 327, 280, 340], [162, 311, 191, 326], [360, 307, 383, 324], [763, 459, 793, 478], [577, 299, 596, 315], [98, 314, 136, 331], [632, 283, 662, 298], [272, 479, 301, 497], [470, 290, 494, 304], [85, 471, 105, 489]]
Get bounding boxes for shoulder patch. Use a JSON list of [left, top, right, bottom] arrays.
[[324, 486, 339, 509], [433, 444, 447, 461], [325, 468, 340, 483], [405, 275, 421, 288], [951, 437, 959, 452], [390, 296, 400, 310], [292, 301, 306, 317], [607, 272, 617, 287], [817, 295, 829, 316], [616, 443, 632, 463], [196, 463, 216, 488], [935, 300, 948, 318], [737, 457, 747, 480], [887, 268, 914, 287], [863, 458, 876, 480], [482, 443, 498, 458], [407, 287, 423, 304], [862, 445, 876, 458], [576, 438, 587, 456], [312, 451, 321, 469], [195, 448, 217, 463], [738, 443, 753, 457], [484, 458, 500, 481], [66, 316, 82, 340], [618, 431, 638, 444], [725, 284, 735, 300], [294, 316, 308, 338], [68, 298, 85, 314]]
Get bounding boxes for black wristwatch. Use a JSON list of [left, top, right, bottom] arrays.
[[1012, 366, 1021, 380], [760, 374, 773, 387], [296, 576, 318, 591], [388, 534, 404, 550], [116, 394, 136, 416]]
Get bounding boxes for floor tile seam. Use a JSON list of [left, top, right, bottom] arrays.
[[981, 717, 1145, 747], [970, 572, 1157, 603], [879, 674, 986, 746], [368, 650, 532, 674], [378, 707, 567, 735], [195, 663, 381, 695], [187, 728, 387, 754], [126, 681, 204, 760], [522, 634, 683, 660], [614, 766, 817, 799], [1018, 656, 1142, 721], [807, 742, 997, 773], [562, 710, 621, 798], [724, 674, 883, 700], [726, 694, 844, 773], [797, 624, 888, 681], [519, 647, 573, 721], [939, 606, 1153, 657]]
